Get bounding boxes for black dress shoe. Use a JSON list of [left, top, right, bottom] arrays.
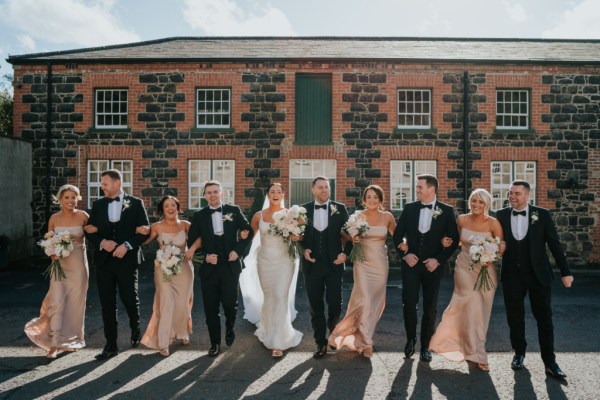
[[208, 344, 220, 357], [511, 354, 525, 370], [404, 338, 416, 358], [329, 344, 337, 351], [545, 363, 567, 379], [225, 330, 235, 346], [95, 345, 118, 361], [313, 344, 328, 359], [131, 329, 141, 348], [420, 350, 432, 362]]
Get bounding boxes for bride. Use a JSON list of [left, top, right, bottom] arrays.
[[239, 182, 302, 357]]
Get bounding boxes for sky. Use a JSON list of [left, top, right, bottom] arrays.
[[1, 0, 600, 86]]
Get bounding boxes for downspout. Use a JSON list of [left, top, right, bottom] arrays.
[[463, 71, 469, 213], [45, 62, 53, 231]]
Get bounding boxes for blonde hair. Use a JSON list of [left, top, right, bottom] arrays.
[[468, 188, 492, 214], [54, 184, 82, 204]]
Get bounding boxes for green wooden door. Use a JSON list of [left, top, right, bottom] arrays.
[[295, 74, 332, 144]]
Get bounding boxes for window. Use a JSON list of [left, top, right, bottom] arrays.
[[95, 89, 128, 128], [491, 161, 536, 210], [189, 160, 235, 209], [289, 159, 336, 206], [197, 88, 231, 128], [87, 160, 133, 208], [390, 160, 437, 210], [295, 74, 332, 144], [496, 89, 529, 129], [397, 89, 431, 128]]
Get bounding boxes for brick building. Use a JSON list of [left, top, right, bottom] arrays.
[[7, 37, 600, 266]]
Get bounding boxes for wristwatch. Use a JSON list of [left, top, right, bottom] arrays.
[[124, 241, 133, 250]]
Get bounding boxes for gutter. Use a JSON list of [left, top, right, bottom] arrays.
[[463, 71, 469, 213], [44, 62, 52, 231]]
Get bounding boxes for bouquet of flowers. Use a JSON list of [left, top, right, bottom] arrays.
[[155, 242, 183, 282], [467, 235, 502, 292], [343, 211, 370, 262], [38, 231, 73, 281], [269, 205, 308, 259]]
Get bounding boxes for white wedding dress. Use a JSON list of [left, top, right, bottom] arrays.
[[240, 209, 302, 350]]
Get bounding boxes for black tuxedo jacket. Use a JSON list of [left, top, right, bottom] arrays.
[[301, 200, 352, 274], [393, 200, 459, 267], [497, 205, 571, 287], [85, 194, 150, 266], [187, 204, 252, 276]]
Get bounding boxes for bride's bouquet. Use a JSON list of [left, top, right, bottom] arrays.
[[269, 205, 308, 259], [155, 242, 183, 282], [38, 231, 73, 281], [343, 211, 370, 263], [467, 234, 502, 292]]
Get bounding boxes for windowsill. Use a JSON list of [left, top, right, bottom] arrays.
[[293, 141, 334, 146], [191, 127, 235, 133], [493, 128, 536, 134], [393, 128, 438, 134], [88, 128, 131, 133]]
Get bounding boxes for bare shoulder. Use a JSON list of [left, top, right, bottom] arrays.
[[77, 210, 90, 224], [151, 221, 162, 233]]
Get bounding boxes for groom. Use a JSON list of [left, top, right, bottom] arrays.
[[302, 176, 352, 358], [497, 180, 573, 379], [187, 180, 253, 357], [86, 169, 150, 360], [393, 174, 458, 362]]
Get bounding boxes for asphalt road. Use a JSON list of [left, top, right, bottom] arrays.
[[0, 261, 599, 400]]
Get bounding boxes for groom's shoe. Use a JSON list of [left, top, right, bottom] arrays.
[[131, 329, 141, 348], [95, 344, 118, 361], [225, 330, 235, 346], [420, 349, 432, 362], [545, 363, 567, 380], [208, 344, 221, 357], [404, 338, 417, 358], [313, 344, 328, 359], [511, 354, 525, 370]]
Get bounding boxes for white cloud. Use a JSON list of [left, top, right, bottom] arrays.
[[0, 0, 140, 49], [542, 0, 600, 38], [16, 35, 36, 52], [502, 1, 528, 23], [183, 0, 295, 36]]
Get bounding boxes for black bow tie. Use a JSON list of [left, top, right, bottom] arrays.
[[107, 197, 120, 203], [512, 210, 527, 217], [419, 203, 433, 209], [315, 204, 327, 210], [210, 207, 222, 214]]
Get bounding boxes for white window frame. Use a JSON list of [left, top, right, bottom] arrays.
[[95, 89, 128, 129], [496, 89, 529, 130], [397, 89, 432, 129], [289, 159, 337, 205], [390, 160, 437, 210], [197, 88, 231, 128], [188, 159, 235, 209], [87, 160, 133, 208], [490, 161, 536, 211]]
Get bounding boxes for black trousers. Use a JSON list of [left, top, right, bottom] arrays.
[[303, 260, 343, 346], [502, 269, 555, 365], [199, 262, 240, 345], [96, 259, 140, 347], [401, 261, 441, 349]]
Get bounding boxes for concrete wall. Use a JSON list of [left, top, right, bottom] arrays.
[[0, 136, 32, 265]]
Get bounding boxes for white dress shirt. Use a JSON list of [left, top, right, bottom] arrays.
[[108, 192, 125, 222], [418, 200, 436, 234], [511, 205, 529, 241], [313, 200, 329, 232], [211, 203, 224, 236]]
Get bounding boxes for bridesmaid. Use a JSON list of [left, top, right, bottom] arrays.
[[429, 189, 505, 371], [25, 184, 89, 359], [328, 185, 396, 357], [140, 196, 197, 356]]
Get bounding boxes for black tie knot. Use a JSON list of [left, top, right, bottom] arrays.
[[211, 207, 222, 214], [108, 197, 120, 203], [512, 210, 527, 217], [419, 203, 432, 209], [315, 204, 327, 210]]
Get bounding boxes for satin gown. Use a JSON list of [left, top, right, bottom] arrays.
[[328, 226, 389, 357], [141, 230, 194, 350], [430, 227, 498, 364], [25, 226, 89, 352]]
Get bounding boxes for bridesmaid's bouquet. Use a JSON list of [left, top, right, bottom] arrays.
[[155, 242, 183, 282], [38, 231, 73, 281], [269, 205, 308, 259], [467, 235, 502, 292], [344, 211, 370, 263]]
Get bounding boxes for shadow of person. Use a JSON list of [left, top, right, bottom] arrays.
[[387, 358, 414, 399], [513, 368, 536, 400], [545, 375, 568, 400]]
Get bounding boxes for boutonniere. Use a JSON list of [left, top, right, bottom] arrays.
[[531, 211, 539, 224], [122, 199, 131, 211], [432, 206, 443, 219], [223, 213, 234, 222], [329, 204, 339, 216]]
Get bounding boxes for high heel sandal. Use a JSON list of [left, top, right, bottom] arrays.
[[181, 338, 190, 346], [477, 363, 490, 372], [272, 349, 283, 358], [160, 348, 169, 357], [46, 348, 58, 359]]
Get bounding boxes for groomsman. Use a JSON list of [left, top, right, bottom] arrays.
[[187, 180, 253, 357], [393, 174, 459, 362], [86, 169, 150, 360], [497, 180, 573, 379], [302, 176, 352, 358]]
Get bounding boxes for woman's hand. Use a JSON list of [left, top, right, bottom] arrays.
[[183, 248, 195, 261], [441, 236, 453, 248], [240, 230, 250, 240], [351, 235, 361, 244], [83, 224, 98, 234], [136, 225, 150, 235], [290, 234, 302, 242], [50, 255, 58, 261], [398, 241, 408, 253], [498, 240, 506, 257]]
